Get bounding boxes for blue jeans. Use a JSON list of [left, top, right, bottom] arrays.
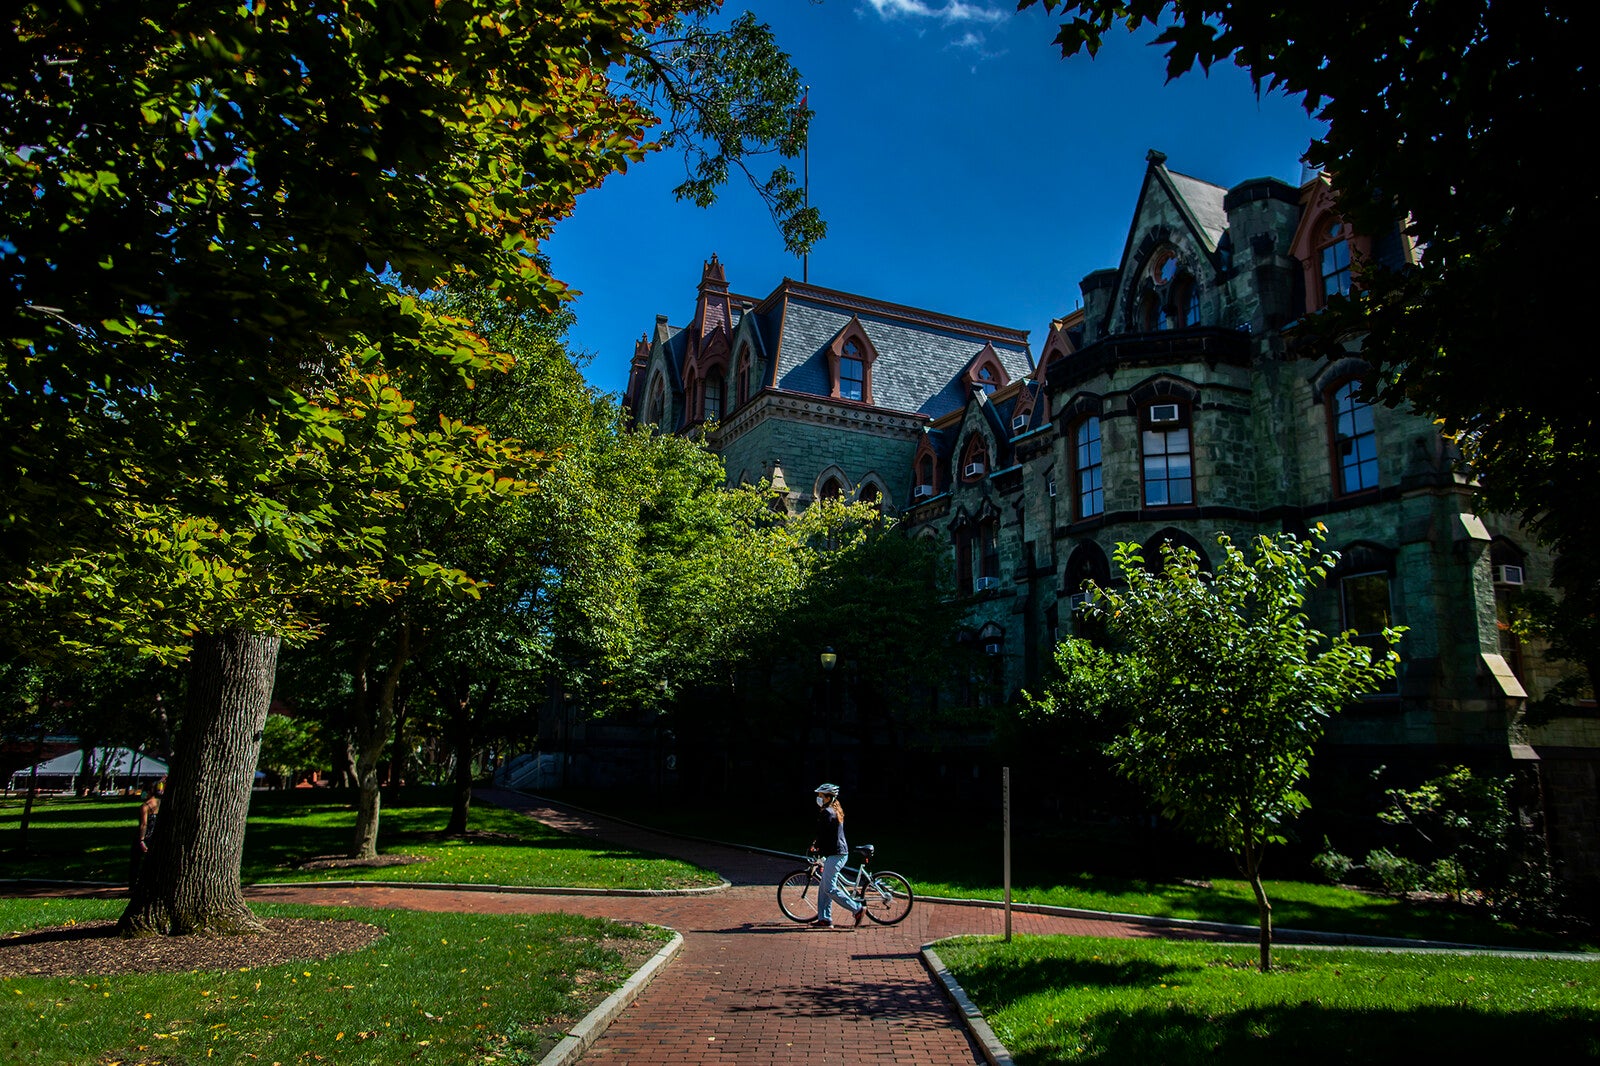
[[818, 853, 861, 922]]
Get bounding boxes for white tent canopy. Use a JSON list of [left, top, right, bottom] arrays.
[[7, 747, 168, 790]]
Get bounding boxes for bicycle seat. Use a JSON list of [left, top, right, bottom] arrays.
[[855, 844, 875, 860]]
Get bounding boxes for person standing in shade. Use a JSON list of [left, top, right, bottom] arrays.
[[129, 782, 162, 891], [808, 783, 864, 929]]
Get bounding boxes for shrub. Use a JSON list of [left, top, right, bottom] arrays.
[[1365, 847, 1426, 897], [1311, 838, 1356, 885]]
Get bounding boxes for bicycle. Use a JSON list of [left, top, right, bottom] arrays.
[[777, 844, 914, 926]]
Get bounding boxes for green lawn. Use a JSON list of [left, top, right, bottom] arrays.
[[936, 934, 1600, 1064], [0, 789, 719, 890], [0, 896, 667, 1066], [538, 787, 1595, 951]]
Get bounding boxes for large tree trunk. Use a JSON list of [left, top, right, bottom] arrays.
[[350, 623, 409, 860], [119, 629, 280, 938]]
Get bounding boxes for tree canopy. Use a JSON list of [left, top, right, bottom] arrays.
[[1034, 529, 1402, 970], [1025, 0, 1598, 693]]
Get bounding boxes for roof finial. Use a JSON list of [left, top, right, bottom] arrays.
[[1146, 148, 1168, 165]]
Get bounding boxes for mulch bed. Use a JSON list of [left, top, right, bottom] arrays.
[[0, 918, 385, 977]]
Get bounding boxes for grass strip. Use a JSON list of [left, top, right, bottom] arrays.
[[0, 790, 719, 891], [529, 789, 1594, 951], [936, 933, 1600, 1064], [0, 896, 667, 1066]]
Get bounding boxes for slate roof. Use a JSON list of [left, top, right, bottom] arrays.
[[1165, 169, 1229, 251], [761, 284, 1033, 418]]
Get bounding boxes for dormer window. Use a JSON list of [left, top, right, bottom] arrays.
[[976, 365, 997, 395], [961, 437, 989, 481], [826, 326, 876, 404], [840, 341, 864, 401]]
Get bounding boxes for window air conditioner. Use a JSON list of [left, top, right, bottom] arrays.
[[983, 642, 1002, 656], [974, 576, 1000, 592], [964, 462, 985, 478], [1012, 414, 1029, 431], [1493, 564, 1525, 586], [1066, 592, 1089, 612], [912, 484, 934, 499], [1149, 403, 1181, 423], [1047, 478, 1057, 498]]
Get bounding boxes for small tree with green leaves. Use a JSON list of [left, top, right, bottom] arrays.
[[1044, 527, 1402, 971]]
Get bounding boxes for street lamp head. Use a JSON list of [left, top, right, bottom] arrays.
[[820, 647, 837, 672]]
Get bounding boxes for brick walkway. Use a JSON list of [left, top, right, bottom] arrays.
[[246, 789, 1220, 1065]]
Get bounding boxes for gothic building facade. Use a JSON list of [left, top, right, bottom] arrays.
[[623, 151, 1597, 889]]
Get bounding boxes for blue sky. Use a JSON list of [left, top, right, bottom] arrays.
[[546, 1, 1327, 397]]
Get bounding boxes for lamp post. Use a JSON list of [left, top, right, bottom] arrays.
[[820, 647, 837, 778]]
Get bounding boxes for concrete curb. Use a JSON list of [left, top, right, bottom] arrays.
[[921, 944, 1015, 1066], [537, 931, 683, 1066]]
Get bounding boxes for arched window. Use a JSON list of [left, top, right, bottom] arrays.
[[646, 375, 666, 427], [961, 437, 989, 481], [1318, 219, 1353, 300], [1141, 403, 1192, 507], [736, 345, 752, 404], [859, 482, 882, 512], [1073, 416, 1104, 520], [839, 340, 865, 401], [975, 364, 998, 395], [1063, 541, 1110, 636], [979, 517, 1000, 585], [703, 373, 724, 421], [1140, 292, 1163, 332], [1330, 380, 1378, 494], [818, 477, 844, 501], [1183, 281, 1200, 327], [916, 454, 935, 491]]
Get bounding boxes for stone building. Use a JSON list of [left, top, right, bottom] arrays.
[[624, 151, 1597, 890]]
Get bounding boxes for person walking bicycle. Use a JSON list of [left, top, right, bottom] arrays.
[[808, 783, 865, 928]]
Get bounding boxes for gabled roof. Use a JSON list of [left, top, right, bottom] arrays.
[[763, 281, 1032, 417]]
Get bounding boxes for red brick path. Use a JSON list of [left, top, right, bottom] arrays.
[[246, 790, 1208, 1065]]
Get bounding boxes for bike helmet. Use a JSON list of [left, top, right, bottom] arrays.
[[814, 782, 840, 797]]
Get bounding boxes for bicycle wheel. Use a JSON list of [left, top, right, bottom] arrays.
[[777, 867, 821, 922], [860, 870, 913, 925]]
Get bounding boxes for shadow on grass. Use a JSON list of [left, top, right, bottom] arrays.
[[1040, 1002, 1600, 1064]]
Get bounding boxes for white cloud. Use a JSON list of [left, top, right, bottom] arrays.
[[863, 0, 1006, 25]]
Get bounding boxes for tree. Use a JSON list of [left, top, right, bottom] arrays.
[[3, 1, 816, 935], [1038, 529, 1402, 971], [1024, 0, 1598, 693], [257, 713, 324, 789]]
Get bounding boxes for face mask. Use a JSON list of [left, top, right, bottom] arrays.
[[815, 795, 828, 807]]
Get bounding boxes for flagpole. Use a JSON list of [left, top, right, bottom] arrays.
[[802, 86, 809, 284]]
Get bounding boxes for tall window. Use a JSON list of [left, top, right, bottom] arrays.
[[1332, 380, 1378, 493], [840, 341, 864, 401], [1074, 417, 1103, 519], [1341, 570, 1396, 696], [979, 519, 999, 584], [736, 347, 752, 404], [1320, 220, 1352, 300], [704, 374, 723, 421], [1141, 408, 1192, 507], [646, 377, 666, 427], [818, 477, 844, 501], [955, 529, 974, 595], [1184, 283, 1200, 326]]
